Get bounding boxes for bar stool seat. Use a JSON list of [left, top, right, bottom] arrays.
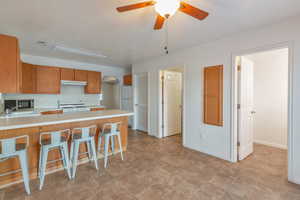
[[70, 126, 98, 179], [0, 135, 30, 195], [98, 122, 124, 168], [38, 130, 71, 190]]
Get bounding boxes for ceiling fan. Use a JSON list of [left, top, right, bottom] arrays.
[[116, 0, 209, 30]]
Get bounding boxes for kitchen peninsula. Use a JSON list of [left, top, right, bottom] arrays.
[[0, 109, 133, 187]]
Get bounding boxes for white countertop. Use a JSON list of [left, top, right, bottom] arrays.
[[0, 109, 134, 131]]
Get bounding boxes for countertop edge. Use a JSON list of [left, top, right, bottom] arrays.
[[0, 113, 134, 131]]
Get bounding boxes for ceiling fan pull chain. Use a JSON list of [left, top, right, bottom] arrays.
[[164, 19, 169, 55]]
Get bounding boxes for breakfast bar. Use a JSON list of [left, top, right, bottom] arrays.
[[0, 109, 133, 187]]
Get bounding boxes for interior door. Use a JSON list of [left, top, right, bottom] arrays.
[[238, 57, 254, 160], [135, 74, 148, 132], [163, 71, 182, 137]]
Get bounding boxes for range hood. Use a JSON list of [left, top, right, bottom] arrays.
[[61, 80, 87, 86]]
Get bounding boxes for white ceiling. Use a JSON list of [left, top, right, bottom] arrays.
[[1, 0, 300, 68]]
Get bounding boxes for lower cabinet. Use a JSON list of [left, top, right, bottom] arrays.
[[36, 66, 61, 94]]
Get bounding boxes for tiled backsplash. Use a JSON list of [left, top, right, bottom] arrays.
[[2, 85, 102, 109]]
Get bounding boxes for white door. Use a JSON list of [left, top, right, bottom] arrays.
[[238, 57, 254, 160], [163, 71, 182, 137], [134, 74, 148, 132]]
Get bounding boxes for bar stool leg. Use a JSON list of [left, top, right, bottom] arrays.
[[104, 135, 110, 168], [38, 148, 42, 178], [86, 142, 92, 161], [117, 133, 124, 161], [61, 143, 71, 179], [70, 141, 74, 162], [90, 138, 98, 170], [19, 151, 31, 195], [111, 136, 115, 155], [97, 136, 102, 154], [71, 141, 80, 179], [39, 147, 49, 190]]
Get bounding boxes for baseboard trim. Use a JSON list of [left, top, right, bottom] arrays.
[[254, 140, 287, 149]]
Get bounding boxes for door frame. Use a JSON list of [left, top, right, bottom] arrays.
[[158, 66, 186, 145], [231, 41, 294, 181], [133, 72, 150, 133]]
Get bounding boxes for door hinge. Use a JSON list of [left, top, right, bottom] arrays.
[[237, 104, 241, 109], [161, 76, 165, 81], [237, 65, 241, 71], [237, 141, 240, 147]]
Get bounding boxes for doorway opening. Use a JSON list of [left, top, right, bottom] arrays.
[[133, 73, 149, 133], [159, 67, 184, 143], [234, 47, 291, 178]]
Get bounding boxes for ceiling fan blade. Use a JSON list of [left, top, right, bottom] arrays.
[[116, 1, 155, 12], [154, 15, 165, 30], [179, 2, 209, 20]]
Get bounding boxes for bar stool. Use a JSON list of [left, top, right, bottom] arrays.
[[39, 129, 71, 190], [70, 126, 98, 179], [0, 135, 30, 195], [98, 122, 124, 168]]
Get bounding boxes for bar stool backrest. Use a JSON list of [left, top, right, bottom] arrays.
[[102, 122, 121, 135], [72, 126, 97, 139], [39, 129, 70, 146], [0, 135, 29, 155]]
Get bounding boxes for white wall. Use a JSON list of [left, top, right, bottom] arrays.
[[132, 16, 300, 184], [102, 83, 120, 109], [2, 54, 127, 109], [246, 49, 288, 149]]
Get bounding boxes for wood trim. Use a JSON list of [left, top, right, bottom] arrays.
[[90, 107, 105, 112], [40, 110, 63, 115], [203, 65, 223, 126]]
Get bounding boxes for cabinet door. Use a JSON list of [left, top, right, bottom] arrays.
[[22, 63, 36, 93], [75, 70, 88, 81], [60, 68, 74, 81], [0, 34, 20, 93], [203, 65, 223, 126], [85, 71, 101, 94], [36, 66, 61, 94], [123, 74, 132, 85]]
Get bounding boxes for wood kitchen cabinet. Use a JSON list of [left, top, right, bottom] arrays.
[[75, 70, 88, 81], [0, 34, 22, 93], [60, 68, 75, 81], [123, 74, 132, 85], [85, 71, 101, 94], [21, 63, 36, 93], [36, 66, 61, 94]]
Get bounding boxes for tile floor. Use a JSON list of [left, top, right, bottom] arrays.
[[1, 130, 300, 200]]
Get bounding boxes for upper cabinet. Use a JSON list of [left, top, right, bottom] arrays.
[[74, 70, 88, 81], [85, 71, 101, 94], [0, 34, 21, 93], [123, 74, 132, 85], [21, 63, 36, 94], [60, 68, 75, 81], [36, 66, 61, 94], [0, 34, 102, 94]]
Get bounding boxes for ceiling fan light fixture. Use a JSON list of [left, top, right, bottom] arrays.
[[154, 0, 180, 18]]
